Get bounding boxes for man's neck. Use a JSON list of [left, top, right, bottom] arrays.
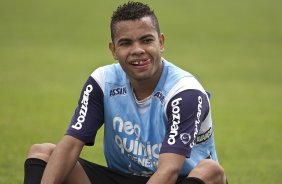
[[131, 81, 155, 101], [130, 62, 163, 101]]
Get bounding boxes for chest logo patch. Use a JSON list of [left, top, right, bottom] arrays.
[[110, 87, 127, 97]]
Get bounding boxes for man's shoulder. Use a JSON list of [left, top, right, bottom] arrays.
[[91, 63, 122, 75], [90, 63, 126, 83], [161, 59, 197, 90], [161, 59, 208, 107], [163, 59, 193, 78]]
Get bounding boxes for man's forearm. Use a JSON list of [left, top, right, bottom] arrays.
[[41, 136, 84, 184], [147, 153, 185, 184]]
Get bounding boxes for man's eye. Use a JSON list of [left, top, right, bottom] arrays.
[[119, 42, 130, 46], [143, 39, 153, 44]]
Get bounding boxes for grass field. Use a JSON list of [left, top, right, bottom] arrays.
[[1, 0, 282, 183]]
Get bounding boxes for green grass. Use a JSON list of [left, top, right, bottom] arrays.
[[1, 0, 282, 183]]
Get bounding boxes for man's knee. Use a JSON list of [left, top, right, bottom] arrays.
[[199, 159, 224, 176], [27, 143, 56, 162], [189, 159, 226, 184]]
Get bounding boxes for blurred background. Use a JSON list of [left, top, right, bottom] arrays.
[[1, 0, 281, 183]]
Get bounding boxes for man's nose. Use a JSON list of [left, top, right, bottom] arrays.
[[130, 43, 145, 55]]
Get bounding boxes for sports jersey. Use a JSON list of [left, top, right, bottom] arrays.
[[66, 58, 218, 176]]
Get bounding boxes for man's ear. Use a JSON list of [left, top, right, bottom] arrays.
[[109, 42, 118, 60], [159, 33, 165, 53]]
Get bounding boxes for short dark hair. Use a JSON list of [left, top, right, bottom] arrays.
[[110, 1, 160, 42]]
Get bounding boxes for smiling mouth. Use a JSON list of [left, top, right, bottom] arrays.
[[131, 59, 150, 66]]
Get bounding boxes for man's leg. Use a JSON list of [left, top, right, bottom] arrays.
[[187, 159, 227, 184], [24, 143, 91, 184]]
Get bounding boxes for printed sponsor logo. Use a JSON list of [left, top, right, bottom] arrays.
[[153, 91, 165, 104], [196, 127, 212, 143], [113, 117, 160, 169], [110, 87, 127, 97], [72, 84, 93, 130], [167, 98, 182, 145], [180, 133, 191, 145], [190, 96, 203, 148]]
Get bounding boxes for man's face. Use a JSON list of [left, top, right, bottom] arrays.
[[109, 16, 164, 83]]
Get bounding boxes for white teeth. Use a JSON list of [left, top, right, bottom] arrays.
[[132, 60, 145, 65]]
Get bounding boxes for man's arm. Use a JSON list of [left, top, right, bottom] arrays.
[[147, 153, 185, 184], [41, 135, 84, 184], [148, 89, 210, 184]]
